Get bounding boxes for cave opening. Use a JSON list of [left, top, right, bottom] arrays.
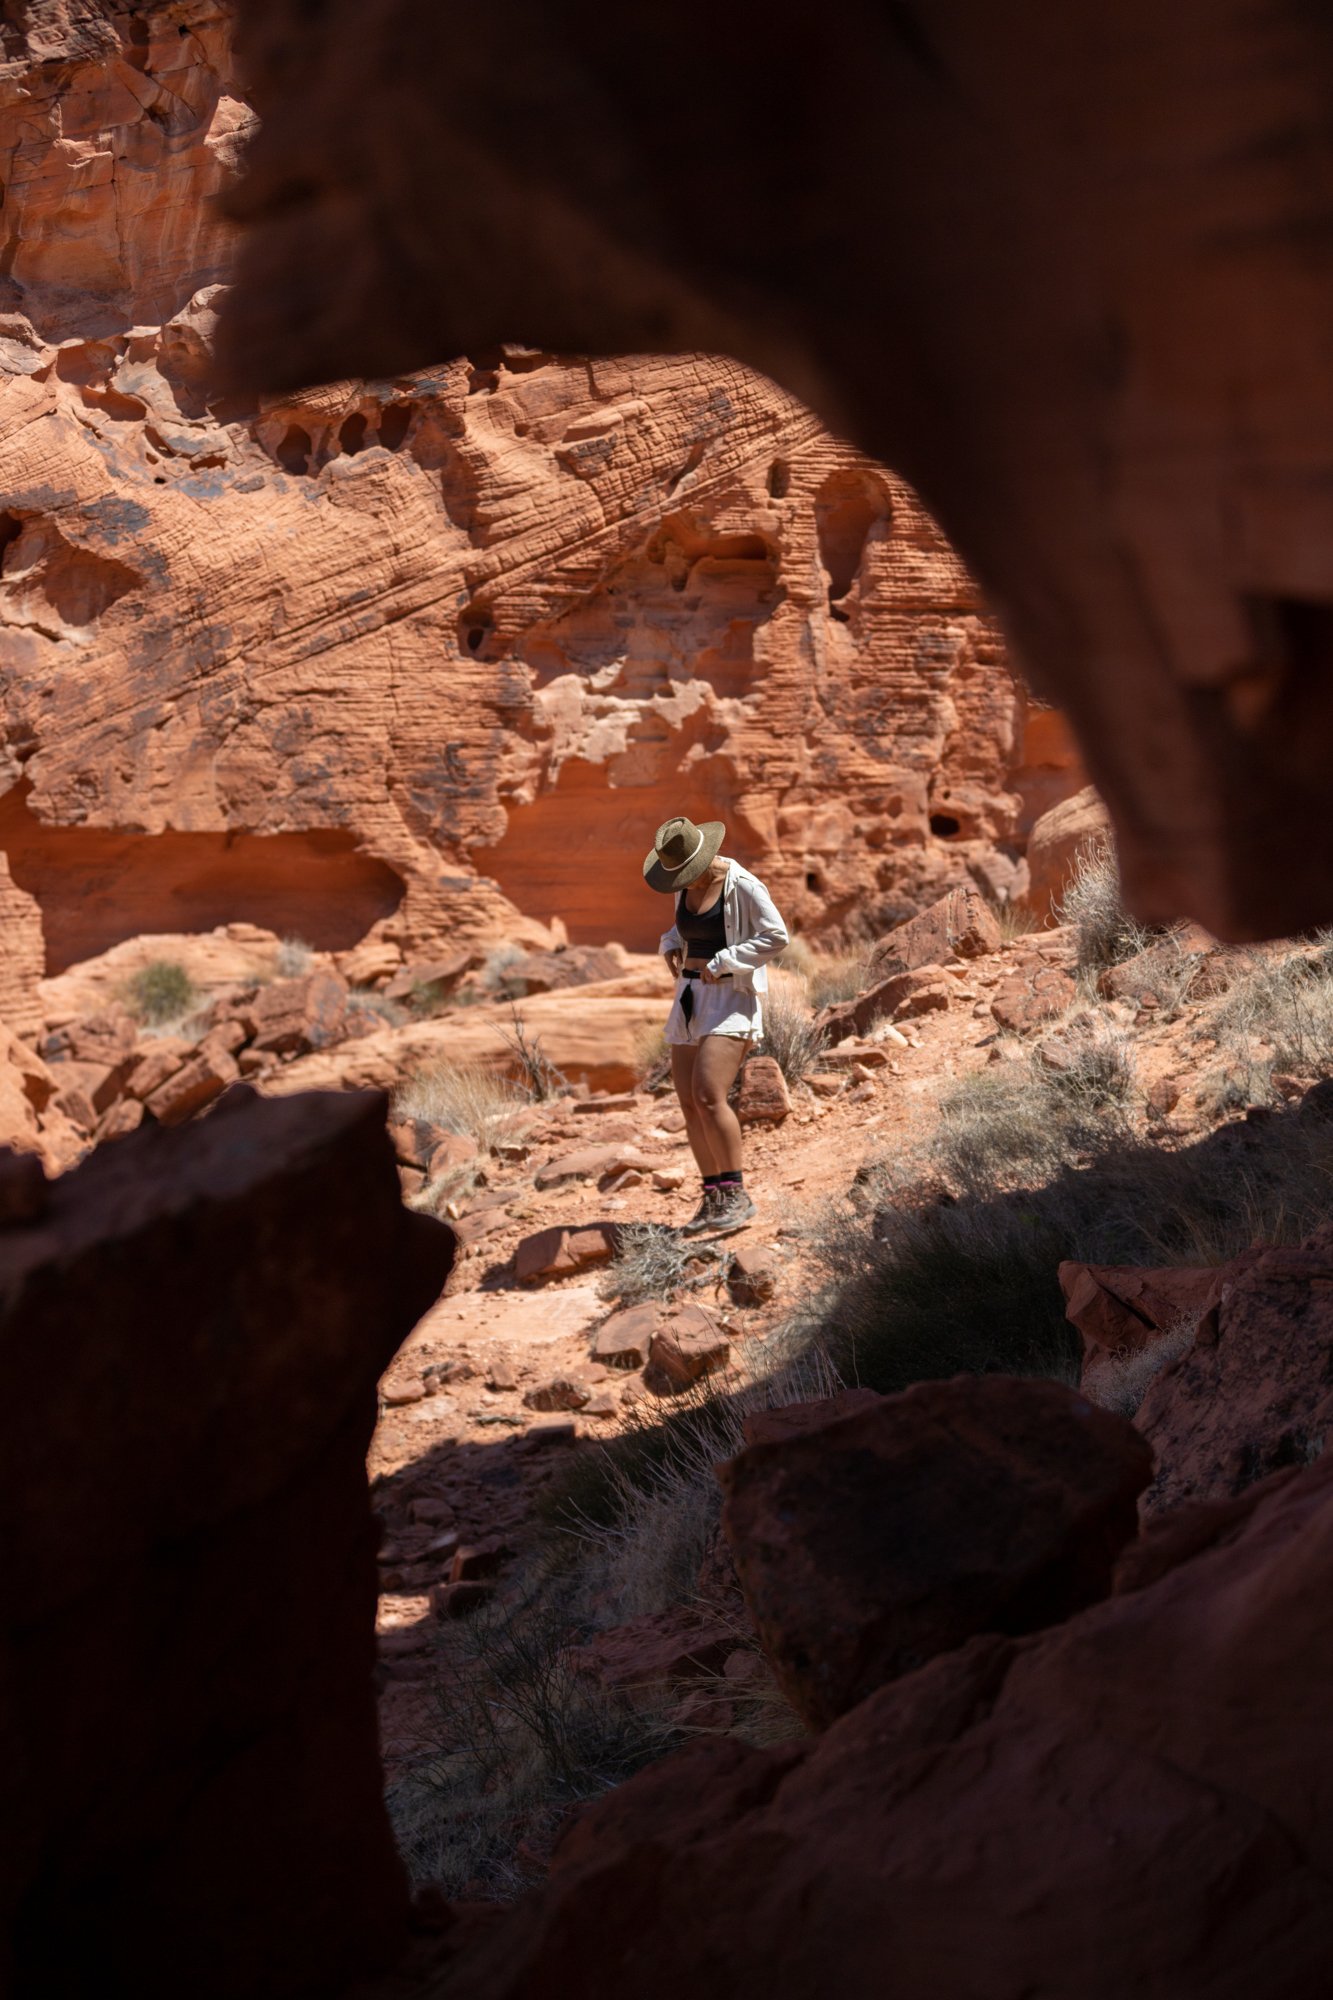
[[930, 812, 962, 838], [0, 785, 405, 973], [815, 469, 891, 604], [339, 412, 368, 455], [378, 402, 414, 451], [277, 424, 312, 475], [0, 511, 22, 571]]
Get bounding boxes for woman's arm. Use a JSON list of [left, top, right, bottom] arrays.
[[707, 873, 788, 979], [660, 920, 685, 977]]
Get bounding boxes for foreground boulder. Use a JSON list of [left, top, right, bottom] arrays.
[[442, 1448, 1333, 1998], [0, 1087, 454, 1998], [719, 1377, 1152, 1728], [869, 886, 1001, 978]]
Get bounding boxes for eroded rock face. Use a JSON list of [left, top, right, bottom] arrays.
[[218, 0, 1333, 942], [0, 1085, 454, 1997], [0, 4, 1080, 1032]]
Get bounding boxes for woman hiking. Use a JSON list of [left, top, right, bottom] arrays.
[[645, 815, 789, 1236]]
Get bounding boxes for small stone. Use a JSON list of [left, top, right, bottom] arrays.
[[486, 1358, 519, 1391], [408, 1498, 455, 1527], [806, 1073, 843, 1097], [601, 1167, 646, 1192], [515, 1222, 619, 1283], [646, 1305, 731, 1392], [582, 1391, 620, 1418], [735, 1056, 791, 1125], [96, 1097, 145, 1143], [593, 1303, 659, 1370], [449, 1537, 515, 1582], [432, 1579, 493, 1619], [381, 1374, 427, 1406], [728, 1245, 780, 1307], [1147, 1076, 1182, 1114], [846, 1081, 876, 1104], [522, 1377, 590, 1411], [651, 1165, 687, 1191]]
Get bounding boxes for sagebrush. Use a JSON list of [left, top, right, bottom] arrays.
[[123, 958, 196, 1025]]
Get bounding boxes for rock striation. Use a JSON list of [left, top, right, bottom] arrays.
[[0, 3, 1082, 1037], [219, 0, 1333, 945]]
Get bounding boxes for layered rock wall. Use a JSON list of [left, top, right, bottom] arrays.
[[0, 1, 1078, 1027]]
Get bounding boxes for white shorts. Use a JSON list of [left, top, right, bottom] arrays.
[[664, 976, 762, 1046]]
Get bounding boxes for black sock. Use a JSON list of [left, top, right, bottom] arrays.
[[702, 1173, 724, 1188], [717, 1170, 744, 1188]]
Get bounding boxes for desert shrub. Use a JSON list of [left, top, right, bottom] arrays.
[[1085, 1322, 1197, 1420], [396, 1060, 525, 1150], [806, 953, 869, 1010], [387, 1583, 670, 1898], [478, 943, 527, 999], [124, 958, 196, 1025], [777, 936, 865, 1009], [599, 1221, 704, 1308], [987, 896, 1041, 944], [275, 935, 315, 978], [1208, 948, 1333, 1093], [346, 989, 409, 1030], [1057, 837, 1158, 978], [793, 1097, 1333, 1398], [632, 1021, 669, 1091], [500, 1004, 566, 1101], [758, 982, 827, 1086], [931, 1024, 1135, 1199], [390, 1360, 831, 1894]]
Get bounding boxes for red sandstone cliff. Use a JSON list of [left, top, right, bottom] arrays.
[[0, 1, 1080, 1033]]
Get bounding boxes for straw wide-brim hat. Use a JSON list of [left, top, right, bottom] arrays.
[[643, 815, 726, 892]]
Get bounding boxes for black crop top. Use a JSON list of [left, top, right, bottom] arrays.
[[676, 887, 727, 954]]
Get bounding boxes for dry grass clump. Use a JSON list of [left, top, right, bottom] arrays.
[[396, 1060, 526, 1149], [122, 957, 197, 1026], [387, 1590, 669, 1898], [275, 935, 315, 978], [1057, 837, 1159, 978], [632, 1021, 670, 1092], [758, 982, 828, 1086], [478, 943, 527, 999], [599, 1222, 703, 1308], [346, 988, 409, 1031], [789, 1091, 1333, 1399], [389, 1360, 830, 1895], [778, 936, 867, 1009], [1085, 1322, 1198, 1420], [931, 1020, 1136, 1199], [1201, 945, 1333, 1108]]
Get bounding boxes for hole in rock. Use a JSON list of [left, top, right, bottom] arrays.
[[767, 459, 791, 499], [377, 402, 414, 451], [0, 512, 22, 572], [0, 784, 404, 973], [806, 870, 822, 892], [930, 812, 962, 838], [459, 603, 497, 659], [277, 424, 312, 475], [339, 413, 367, 455], [815, 468, 891, 602]]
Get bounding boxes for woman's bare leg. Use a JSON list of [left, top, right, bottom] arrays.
[[670, 1043, 721, 1177], [689, 1034, 750, 1174]]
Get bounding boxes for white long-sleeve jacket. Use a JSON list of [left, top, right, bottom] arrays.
[[657, 860, 789, 993]]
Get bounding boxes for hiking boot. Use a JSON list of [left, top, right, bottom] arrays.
[[676, 1187, 722, 1235], [707, 1185, 757, 1235]]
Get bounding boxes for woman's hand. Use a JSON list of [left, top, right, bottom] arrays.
[[666, 948, 683, 977], [700, 965, 721, 984]]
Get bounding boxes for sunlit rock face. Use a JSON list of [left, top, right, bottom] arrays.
[[0, 3, 1077, 1034]]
